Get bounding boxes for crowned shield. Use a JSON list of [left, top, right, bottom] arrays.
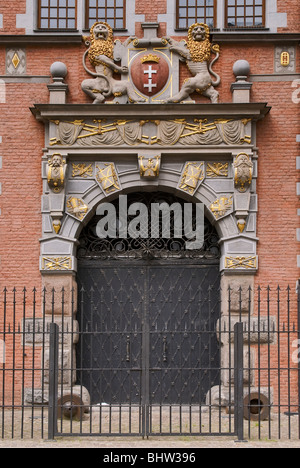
[[130, 53, 170, 98]]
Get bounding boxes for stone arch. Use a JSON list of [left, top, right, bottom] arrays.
[[58, 168, 235, 249]]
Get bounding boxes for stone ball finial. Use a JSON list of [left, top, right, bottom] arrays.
[[233, 60, 250, 79], [50, 62, 68, 80]]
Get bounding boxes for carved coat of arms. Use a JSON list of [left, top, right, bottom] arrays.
[[130, 53, 170, 100]]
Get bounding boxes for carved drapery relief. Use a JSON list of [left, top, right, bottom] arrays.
[[50, 118, 251, 147]]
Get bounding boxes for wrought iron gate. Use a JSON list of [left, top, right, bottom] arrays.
[[73, 192, 233, 436]]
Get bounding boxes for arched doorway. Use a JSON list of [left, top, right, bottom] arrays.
[[76, 192, 221, 406]]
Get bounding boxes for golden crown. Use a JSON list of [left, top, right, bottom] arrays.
[[141, 54, 160, 64]]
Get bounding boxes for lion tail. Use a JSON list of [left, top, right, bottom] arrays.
[[209, 46, 221, 87]]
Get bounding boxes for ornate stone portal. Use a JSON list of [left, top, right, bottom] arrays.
[[32, 22, 271, 409]]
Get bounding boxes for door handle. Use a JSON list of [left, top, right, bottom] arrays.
[[163, 336, 167, 362], [126, 335, 130, 362]]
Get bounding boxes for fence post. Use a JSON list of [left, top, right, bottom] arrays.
[[234, 321, 245, 441], [48, 322, 59, 440]]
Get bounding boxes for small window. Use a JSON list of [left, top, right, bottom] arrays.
[[85, 0, 126, 30], [38, 0, 77, 30], [225, 0, 265, 28], [176, 0, 216, 29]]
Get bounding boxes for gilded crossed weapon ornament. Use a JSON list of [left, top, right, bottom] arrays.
[[179, 162, 204, 195], [210, 196, 233, 220], [42, 256, 72, 271], [66, 197, 89, 221], [206, 162, 229, 178], [96, 163, 120, 195], [72, 163, 93, 178], [225, 256, 257, 270]]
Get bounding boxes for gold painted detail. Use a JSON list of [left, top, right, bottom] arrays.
[[234, 152, 253, 193], [42, 256, 72, 271], [53, 221, 61, 235], [179, 162, 204, 195], [206, 162, 229, 178], [49, 118, 251, 147], [96, 163, 120, 195], [139, 155, 160, 179], [66, 197, 89, 221], [47, 153, 66, 193], [12, 52, 20, 69], [141, 54, 160, 64], [72, 163, 93, 178], [281, 51, 290, 67], [210, 196, 233, 220], [225, 256, 257, 270]]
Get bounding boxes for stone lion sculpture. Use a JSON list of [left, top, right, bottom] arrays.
[[82, 22, 145, 104], [164, 23, 220, 104]]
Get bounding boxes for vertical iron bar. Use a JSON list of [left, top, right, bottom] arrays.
[[277, 286, 281, 439], [48, 322, 59, 440], [31, 287, 37, 438], [247, 286, 252, 438], [228, 285, 232, 432], [257, 286, 261, 440], [21, 288, 26, 439], [11, 288, 16, 439], [234, 321, 244, 442], [1, 288, 7, 439], [60, 287, 65, 435], [141, 267, 150, 438], [267, 286, 271, 439], [287, 286, 291, 438], [70, 286, 75, 436], [41, 287, 47, 440]]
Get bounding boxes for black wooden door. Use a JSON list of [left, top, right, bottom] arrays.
[[77, 262, 220, 406]]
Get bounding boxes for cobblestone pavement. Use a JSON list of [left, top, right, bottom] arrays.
[[0, 437, 300, 448]]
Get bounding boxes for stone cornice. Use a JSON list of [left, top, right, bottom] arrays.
[[0, 32, 299, 46], [31, 102, 271, 123]]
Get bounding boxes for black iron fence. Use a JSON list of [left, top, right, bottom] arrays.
[[0, 285, 300, 441]]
